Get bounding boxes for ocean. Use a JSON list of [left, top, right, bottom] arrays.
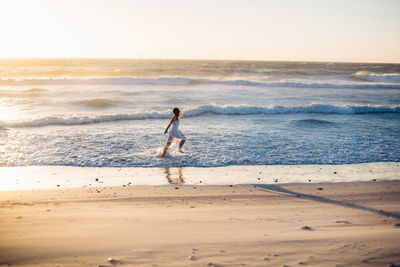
[[0, 58, 399, 168]]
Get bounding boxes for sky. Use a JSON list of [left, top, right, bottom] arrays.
[[0, 0, 399, 63]]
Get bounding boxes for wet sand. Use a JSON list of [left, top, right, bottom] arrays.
[[1, 180, 400, 266]]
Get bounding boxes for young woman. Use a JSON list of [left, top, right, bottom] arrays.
[[161, 107, 186, 157]]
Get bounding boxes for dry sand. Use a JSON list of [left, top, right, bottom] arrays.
[[1, 181, 400, 266]]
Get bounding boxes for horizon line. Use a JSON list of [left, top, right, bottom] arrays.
[[0, 57, 399, 65]]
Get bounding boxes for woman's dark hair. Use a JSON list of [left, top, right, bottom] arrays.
[[173, 107, 181, 119]]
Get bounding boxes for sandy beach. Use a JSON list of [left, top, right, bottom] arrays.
[[1, 0, 400, 266], [1, 180, 399, 267]]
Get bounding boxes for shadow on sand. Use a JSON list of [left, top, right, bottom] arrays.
[[254, 184, 400, 220]]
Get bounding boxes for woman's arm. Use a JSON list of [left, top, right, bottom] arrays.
[[164, 116, 175, 134]]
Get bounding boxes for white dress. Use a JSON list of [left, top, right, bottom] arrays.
[[168, 120, 186, 143]]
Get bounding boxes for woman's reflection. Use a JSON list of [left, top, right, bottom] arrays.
[[164, 167, 185, 184]]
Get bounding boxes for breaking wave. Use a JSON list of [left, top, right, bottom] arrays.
[[1, 76, 399, 89], [354, 71, 400, 83], [1, 104, 399, 128]]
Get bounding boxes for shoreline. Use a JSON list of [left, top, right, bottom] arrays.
[[1, 181, 399, 266], [1, 162, 399, 191]]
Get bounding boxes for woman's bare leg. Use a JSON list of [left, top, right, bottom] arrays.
[[162, 143, 171, 157], [178, 140, 185, 153]]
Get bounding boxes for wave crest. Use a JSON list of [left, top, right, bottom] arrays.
[[354, 71, 400, 83], [1, 104, 399, 128], [1, 76, 399, 89]]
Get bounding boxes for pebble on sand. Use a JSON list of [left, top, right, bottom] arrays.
[[108, 257, 118, 264], [188, 255, 196, 260], [301, 226, 313, 231]]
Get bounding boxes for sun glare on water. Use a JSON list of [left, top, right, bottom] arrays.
[[0, 101, 20, 122]]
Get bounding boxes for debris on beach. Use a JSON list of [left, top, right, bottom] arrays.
[[301, 226, 313, 231], [107, 257, 123, 265], [336, 220, 351, 224]]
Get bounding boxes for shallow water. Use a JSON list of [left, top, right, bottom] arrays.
[[1, 162, 399, 190]]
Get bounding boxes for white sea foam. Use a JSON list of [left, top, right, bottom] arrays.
[[354, 71, 400, 83], [1, 104, 399, 128], [1, 76, 399, 89], [181, 104, 400, 117]]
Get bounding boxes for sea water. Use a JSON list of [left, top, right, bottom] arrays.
[[0, 59, 399, 168]]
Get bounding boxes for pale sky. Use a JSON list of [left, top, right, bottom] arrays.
[[0, 0, 399, 63]]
